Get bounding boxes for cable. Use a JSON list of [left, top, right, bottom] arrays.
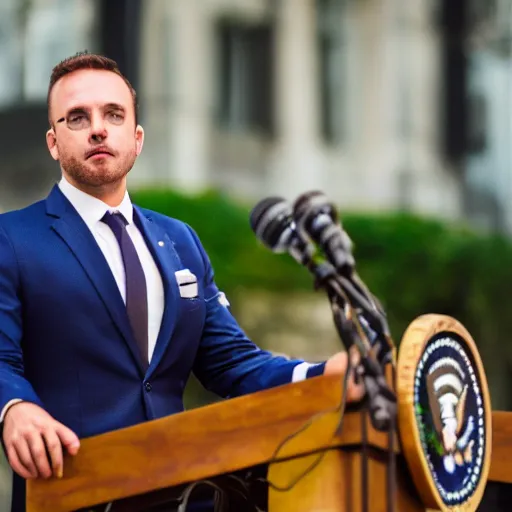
[[260, 355, 354, 493], [222, 474, 267, 512], [176, 473, 268, 512], [177, 480, 227, 512]]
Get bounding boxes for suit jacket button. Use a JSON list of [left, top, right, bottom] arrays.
[[145, 382, 152, 392]]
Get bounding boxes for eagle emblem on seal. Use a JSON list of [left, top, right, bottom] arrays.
[[426, 357, 475, 474]]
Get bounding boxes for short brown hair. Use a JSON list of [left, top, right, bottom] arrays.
[[47, 51, 138, 125]]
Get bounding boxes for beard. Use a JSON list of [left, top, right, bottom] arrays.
[[58, 146, 137, 188]]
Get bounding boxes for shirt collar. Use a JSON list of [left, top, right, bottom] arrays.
[[58, 176, 133, 231]]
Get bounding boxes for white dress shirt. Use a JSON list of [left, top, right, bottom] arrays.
[[59, 176, 165, 363]]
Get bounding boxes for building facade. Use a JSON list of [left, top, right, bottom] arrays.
[[463, 0, 512, 233], [0, 0, 509, 232], [136, 0, 464, 222]]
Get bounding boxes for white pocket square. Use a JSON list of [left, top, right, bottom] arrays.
[[175, 269, 198, 298]]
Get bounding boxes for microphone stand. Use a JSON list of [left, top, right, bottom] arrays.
[[251, 196, 398, 510], [298, 230, 398, 512], [307, 260, 397, 432]]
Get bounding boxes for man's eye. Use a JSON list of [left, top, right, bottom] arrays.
[[68, 114, 88, 127], [108, 112, 124, 123]]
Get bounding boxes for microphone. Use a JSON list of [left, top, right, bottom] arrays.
[[293, 191, 354, 276], [250, 196, 359, 353], [250, 194, 397, 431], [293, 190, 393, 363], [249, 196, 317, 268]]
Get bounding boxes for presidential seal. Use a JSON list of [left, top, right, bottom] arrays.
[[396, 315, 492, 512]]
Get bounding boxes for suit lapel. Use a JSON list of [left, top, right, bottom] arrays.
[[46, 186, 146, 376], [133, 207, 181, 377]]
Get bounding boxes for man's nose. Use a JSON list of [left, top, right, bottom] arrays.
[[89, 113, 107, 143]]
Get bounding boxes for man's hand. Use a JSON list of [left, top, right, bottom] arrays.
[[3, 402, 80, 479], [324, 349, 366, 402]]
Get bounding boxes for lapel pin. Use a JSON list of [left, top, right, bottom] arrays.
[[158, 241, 165, 247]]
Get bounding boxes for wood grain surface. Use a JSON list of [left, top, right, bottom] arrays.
[[26, 374, 391, 512], [26, 366, 512, 512], [488, 411, 512, 483]]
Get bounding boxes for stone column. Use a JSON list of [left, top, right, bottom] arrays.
[[391, 0, 462, 218], [270, 0, 324, 200], [166, 0, 212, 191], [134, 0, 172, 184]]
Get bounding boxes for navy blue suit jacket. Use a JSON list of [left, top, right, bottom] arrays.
[[0, 185, 309, 510]]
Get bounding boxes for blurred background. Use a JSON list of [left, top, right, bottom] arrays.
[[0, 0, 511, 509]]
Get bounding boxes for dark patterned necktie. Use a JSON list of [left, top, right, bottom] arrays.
[[101, 211, 149, 369]]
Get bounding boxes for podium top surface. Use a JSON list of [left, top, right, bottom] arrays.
[[26, 375, 389, 511], [26, 374, 512, 512]]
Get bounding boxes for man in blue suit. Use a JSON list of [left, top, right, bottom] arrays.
[[0, 52, 363, 511]]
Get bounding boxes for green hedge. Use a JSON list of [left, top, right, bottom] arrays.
[[132, 188, 512, 407]]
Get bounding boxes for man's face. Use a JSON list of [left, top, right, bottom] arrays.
[[46, 69, 144, 190]]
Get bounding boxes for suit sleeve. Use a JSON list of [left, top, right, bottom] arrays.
[[185, 225, 325, 398], [0, 221, 43, 414]]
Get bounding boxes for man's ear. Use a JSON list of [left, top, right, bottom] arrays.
[[46, 128, 59, 161], [135, 125, 144, 156]]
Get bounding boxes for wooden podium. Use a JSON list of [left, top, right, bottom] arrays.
[[25, 373, 512, 512]]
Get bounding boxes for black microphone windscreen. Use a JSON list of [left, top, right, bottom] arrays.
[[249, 197, 282, 232], [249, 197, 294, 252], [293, 190, 336, 224]]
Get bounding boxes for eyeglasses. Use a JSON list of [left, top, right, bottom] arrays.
[[56, 108, 125, 131]]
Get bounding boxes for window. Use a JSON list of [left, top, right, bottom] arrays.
[[0, 0, 100, 108], [466, 0, 512, 56], [467, 0, 498, 32], [0, 1, 23, 107], [216, 20, 274, 135], [466, 92, 487, 153]]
